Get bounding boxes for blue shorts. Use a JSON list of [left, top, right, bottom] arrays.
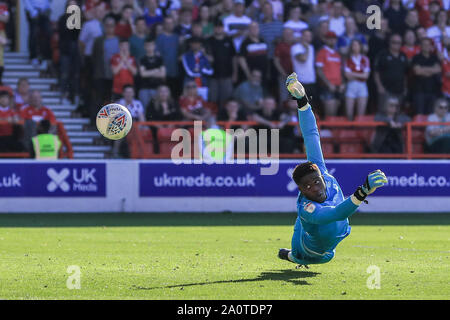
[[290, 219, 335, 265]]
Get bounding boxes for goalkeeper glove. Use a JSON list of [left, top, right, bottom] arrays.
[[285, 72, 310, 108], [352, 170, 388, 204]]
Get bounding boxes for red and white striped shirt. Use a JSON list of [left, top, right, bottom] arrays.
[[344, 54, 370, 82]]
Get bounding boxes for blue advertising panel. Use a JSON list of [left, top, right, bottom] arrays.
[[139, 161, 450, 197], [0, 163, 106, 197]]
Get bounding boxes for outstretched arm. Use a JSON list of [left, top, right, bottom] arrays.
[[298, 105, 327, 174], [300, 169, 389, 224], [286, 72, 327, 173], [300, 197, 359, 225]]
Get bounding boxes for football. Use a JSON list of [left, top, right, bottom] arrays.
[[96, 103, 133, 140]]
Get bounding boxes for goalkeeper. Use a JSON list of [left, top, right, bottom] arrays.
[[278, 73, 388, 267]]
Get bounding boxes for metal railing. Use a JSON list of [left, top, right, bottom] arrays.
[[130, 120, 450, 160]]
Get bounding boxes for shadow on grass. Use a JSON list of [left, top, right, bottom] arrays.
[[131, 269, 321, 291], [0, 212, 449, 228]]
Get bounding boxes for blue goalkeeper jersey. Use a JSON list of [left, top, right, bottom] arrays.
[[294, 106, 359, 257]]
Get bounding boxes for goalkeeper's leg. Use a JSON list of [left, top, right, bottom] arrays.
[[290, 227, 334, 265], [279, 219, 334, 266]]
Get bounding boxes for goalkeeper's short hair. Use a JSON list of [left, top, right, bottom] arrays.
[[292, 161, 320, 186]]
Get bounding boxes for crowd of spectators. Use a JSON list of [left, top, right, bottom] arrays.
[[1, 0, 450, 157], [0, 77, 59, 156]]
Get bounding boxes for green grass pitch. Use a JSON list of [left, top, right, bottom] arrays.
[[0, 213, 449, 300]]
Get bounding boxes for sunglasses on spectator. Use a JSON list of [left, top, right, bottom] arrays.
[[186, 85, 197, 88], [390, 40, 402, 44], [438, 105, 448, 109]]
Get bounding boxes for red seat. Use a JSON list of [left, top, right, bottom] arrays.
[[127, 126, 154, 158], [142, 128, 155, 156], [411, 115, 429, 154], [157, 127, 193, 157], [321, 141, 335, 154], [354, 115, 375, 122], [324, 116, 347, 123], [412, 129, 425, 141], [411, 128, 426, 155], [337, 128, 361, 141], [354, 115, 376, 146], [157, 127, 177, 156], [141, 127, 153, 142], [337, 129, 364, 154], [323, 116, 347, 139], [157, 127, 175, 140], [412, 143, 424, 154], [340, 143, 364, 154]]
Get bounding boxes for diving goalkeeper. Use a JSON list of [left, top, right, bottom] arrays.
[[278, 73, 388, 267]]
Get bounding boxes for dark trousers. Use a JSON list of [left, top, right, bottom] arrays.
[[0, 125, 24, 152], [59, 46, 81, 99], [371, 129, 404, 153], [26, 11, 52, 61], [59, 42, 81, 98], [428, 137, 450, 153], [413, 92, 436, 115], [165, 76, 182, 99], [80, 56, 94, 118]]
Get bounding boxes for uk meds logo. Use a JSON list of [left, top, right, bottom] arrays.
[[46, 167, 101, 194], [47, 168, 70, 192]]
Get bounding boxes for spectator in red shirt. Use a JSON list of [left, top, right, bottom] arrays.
[[179, 81, 211, 121], [20, 90, 57, 151], [115, 4, 134, 39], [415, 0, 443, 28], [274, 27, 295, 104], [0, 90, 18, 121], [316, 31, 344, 117], [20, 90, 56, 126], [344, 39, 370, 120], [111, 39, 137, 100], [0, 90, 23, 153]]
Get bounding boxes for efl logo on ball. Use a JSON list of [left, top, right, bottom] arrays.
[[96, 103, 132, 140]]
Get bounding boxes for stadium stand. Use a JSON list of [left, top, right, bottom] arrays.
[[1, 0, 449, 160]]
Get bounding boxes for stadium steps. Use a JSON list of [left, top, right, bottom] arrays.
[[9, 83, 51, 91], [73, 152, 106, 159], [5, 50, 111, 159], [70, 137, 95, 145]]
